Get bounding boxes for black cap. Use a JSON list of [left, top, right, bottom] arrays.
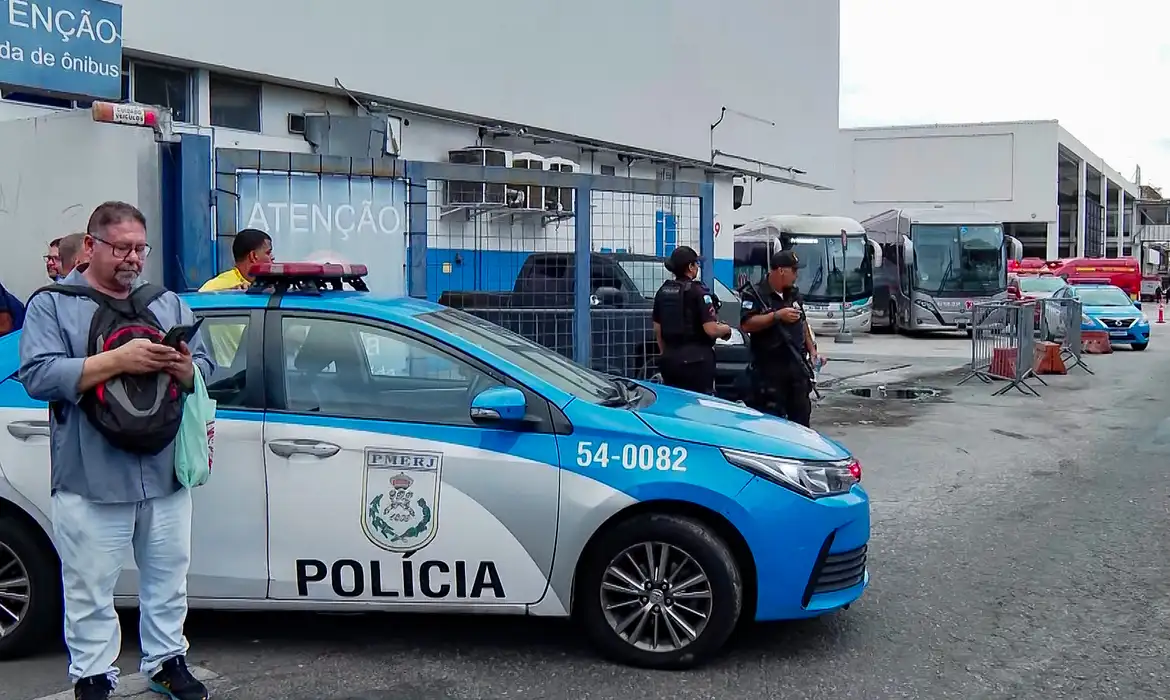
[[665, 246, 700, 273], [770, 250, 801, 270]]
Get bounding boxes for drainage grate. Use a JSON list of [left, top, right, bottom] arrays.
[[845, 386, 942, 400]]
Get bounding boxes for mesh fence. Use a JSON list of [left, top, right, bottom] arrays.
[[425, 175, 703, 378]]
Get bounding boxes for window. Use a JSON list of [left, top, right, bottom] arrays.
[[129, 62, 192, 122], [279, 316, 500, 425], [600, 165, 616, 176], [125, 61, 192, 121], [0, 89, 91, 110], [197, 314, 252, 407], [420, 308, 619, 405], [209, 74, 261, 132]]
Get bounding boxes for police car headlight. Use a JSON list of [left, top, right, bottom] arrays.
[[722, 448, 860, 498], [1139, 313, 1149, 324], [716, 328, 744, 345], [1082, 313, 1094, 325]]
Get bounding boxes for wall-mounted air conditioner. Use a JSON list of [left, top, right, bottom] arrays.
[[546, 157, 579, 213], [510, 152, 546, 210], [445, 147, 509, 206]]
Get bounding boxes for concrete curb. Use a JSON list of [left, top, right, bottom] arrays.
[[33, 666, 219, 699]]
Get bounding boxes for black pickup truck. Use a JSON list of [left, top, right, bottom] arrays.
[[438, 252, 750, 398]]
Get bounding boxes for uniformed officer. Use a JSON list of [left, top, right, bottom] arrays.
[[651, 246, 734, 394], [739, 250, 820, 426]]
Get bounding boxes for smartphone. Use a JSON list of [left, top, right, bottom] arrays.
[[161, 318, 204, 349]]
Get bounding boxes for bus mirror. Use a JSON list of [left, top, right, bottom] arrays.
[[869, 239, 883, 268], [901, 235, 914, 265], [1005, 235, 1024, 261]]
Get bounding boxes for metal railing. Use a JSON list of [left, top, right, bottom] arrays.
[[959, 300, 1044, 396], [1037, 297, 1091, 374]]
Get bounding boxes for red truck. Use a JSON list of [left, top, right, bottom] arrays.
[[1048, 257, 1142, 300]]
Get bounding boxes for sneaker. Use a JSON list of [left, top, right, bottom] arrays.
[[74, 674, 113, 700], [148, 656, 209, 700]]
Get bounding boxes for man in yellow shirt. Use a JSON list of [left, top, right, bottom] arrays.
[[199, 229, 273, 365]]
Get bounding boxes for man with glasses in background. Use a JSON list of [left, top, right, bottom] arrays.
[[45, 237, 63, 281]]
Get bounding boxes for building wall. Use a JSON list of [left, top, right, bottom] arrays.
[[841, 121, 1061, 225], [0, 111, 164, 301], [111, 0, 839, 179], [2, 0, 843, 292]]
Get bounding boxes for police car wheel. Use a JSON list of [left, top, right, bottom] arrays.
[[0, 516, 61, 660], [578, 513, 742, 669]]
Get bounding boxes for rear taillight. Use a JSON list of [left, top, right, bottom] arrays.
[[848, 458, 862, 482]]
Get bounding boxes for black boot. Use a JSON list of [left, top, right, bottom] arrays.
[[73, 674, 113, 700]]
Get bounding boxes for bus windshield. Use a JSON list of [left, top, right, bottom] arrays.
[[788, 235, 870, 302], [733, 235, 872, 301], [911, 224, 1005, 296]]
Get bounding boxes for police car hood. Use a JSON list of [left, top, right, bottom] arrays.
[[1084, 304, 1142, 319], [634, 385, 849, 460]]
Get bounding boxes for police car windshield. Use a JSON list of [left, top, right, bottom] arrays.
[[421, 308, 621, 404], [617, 260, 738, 300], [1075, 286, 1133, 307]]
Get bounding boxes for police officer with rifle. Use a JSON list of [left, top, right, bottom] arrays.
[[652, 246, 734, 394], [739, 250, 820, 426]]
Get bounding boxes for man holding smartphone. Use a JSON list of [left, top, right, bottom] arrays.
[[19, 202, 214, 700]]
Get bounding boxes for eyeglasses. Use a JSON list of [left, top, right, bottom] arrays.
[[90, 234, 151, 260], [43, 255, 60, 263]]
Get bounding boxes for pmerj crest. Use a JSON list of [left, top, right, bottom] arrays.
[[362, 449, 443, 553]]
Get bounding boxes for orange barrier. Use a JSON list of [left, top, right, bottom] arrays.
[[1081, 330, 1114, 354], [990, 346, 1018, 378], [1033, 341, 1067, 375]]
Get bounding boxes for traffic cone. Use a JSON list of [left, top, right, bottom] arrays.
[[1158, 302, 1165, 324]]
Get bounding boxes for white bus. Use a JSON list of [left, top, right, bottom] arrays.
[[732, 215, 882, 334]]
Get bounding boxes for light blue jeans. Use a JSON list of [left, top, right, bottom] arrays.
[[52, 488, 193, 685]]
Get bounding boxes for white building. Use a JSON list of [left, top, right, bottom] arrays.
[[841, 120, 1140, 260], [0, 0, 845, 289]]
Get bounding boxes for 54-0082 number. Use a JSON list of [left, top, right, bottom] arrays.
[[575, 442, 687, 471]]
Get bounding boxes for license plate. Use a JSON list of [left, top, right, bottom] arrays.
[[1109, 331, 1128, 338]]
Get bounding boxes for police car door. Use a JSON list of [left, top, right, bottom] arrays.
[[263, 311, 559, 609], [180, 311, 270, 599]]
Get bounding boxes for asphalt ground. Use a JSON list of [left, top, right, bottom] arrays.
[[6, 329, 1170, 699]]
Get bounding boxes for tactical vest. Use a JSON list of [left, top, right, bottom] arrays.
[[657, 279, 700, 345]]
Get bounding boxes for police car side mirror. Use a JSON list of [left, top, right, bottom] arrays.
[[594, 286, 623, 307], [470, 386, 527, 425]]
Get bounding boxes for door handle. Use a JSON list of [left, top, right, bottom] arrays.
[[7, 420, 49, 440], [267, 439, 340, 459]]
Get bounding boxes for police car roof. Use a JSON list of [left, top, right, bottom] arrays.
[[182, 291, 446, 323]]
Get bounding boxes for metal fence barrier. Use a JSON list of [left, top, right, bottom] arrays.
[[423, 170, 708, 378], [1037, 297, 1092, 374], [210, 150, 715, 379], [959, 300, 1044, 396]]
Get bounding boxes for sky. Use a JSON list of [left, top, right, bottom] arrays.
[[840, 0, 1170, 191]]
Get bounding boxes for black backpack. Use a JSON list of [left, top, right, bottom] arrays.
[[35, 283, 185, 456]]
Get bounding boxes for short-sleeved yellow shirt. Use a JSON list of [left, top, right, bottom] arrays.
[[198, 268, 249, 366]]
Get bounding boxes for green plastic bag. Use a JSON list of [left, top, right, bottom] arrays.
[[175, 367, 216, 488]]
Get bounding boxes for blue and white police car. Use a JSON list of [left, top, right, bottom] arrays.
[[0, 263, 869, 669]]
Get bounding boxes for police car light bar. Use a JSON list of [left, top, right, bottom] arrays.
[[247, 262, 370, 294]]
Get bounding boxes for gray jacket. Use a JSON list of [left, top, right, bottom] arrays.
[[18, 270, 213, 504]]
